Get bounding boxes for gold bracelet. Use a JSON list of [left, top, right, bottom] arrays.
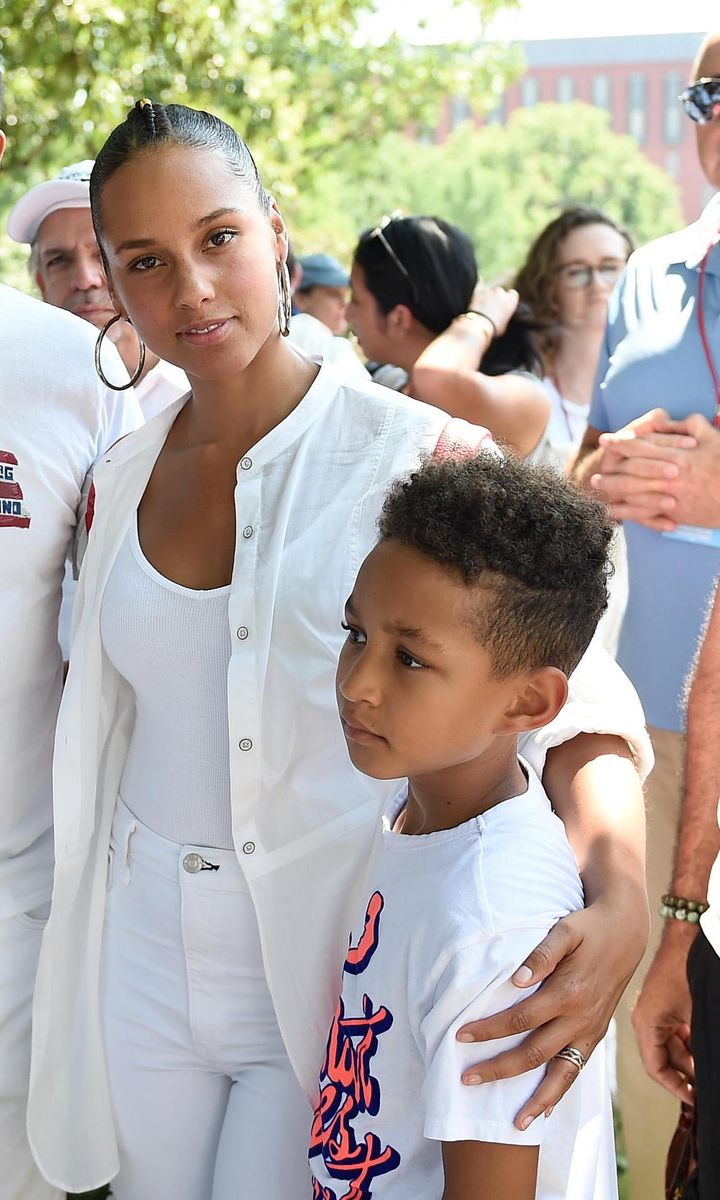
[[457, 311, 495, 341]]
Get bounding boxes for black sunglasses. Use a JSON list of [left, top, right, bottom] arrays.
[[679, 77, 720, 124], [368, 212, 416, 298]]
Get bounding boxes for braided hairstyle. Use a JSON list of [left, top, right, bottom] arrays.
[[90, 99, 269, 247]]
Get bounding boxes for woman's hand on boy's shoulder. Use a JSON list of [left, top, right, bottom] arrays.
[[454, 896, 646, 1128]]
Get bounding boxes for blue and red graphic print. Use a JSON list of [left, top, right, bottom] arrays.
[[0, 451, 31, 529], [310, 891, 400, 1199]]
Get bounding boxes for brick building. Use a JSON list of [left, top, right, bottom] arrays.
[[439, 33, 710, 223]]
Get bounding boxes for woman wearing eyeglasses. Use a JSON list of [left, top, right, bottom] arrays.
[[348, 215, 551, 458], [516, 209, 633, 658], [514, 207, 633, 470]]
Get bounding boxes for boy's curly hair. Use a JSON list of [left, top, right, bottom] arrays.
[[378, 451, 613, 679]]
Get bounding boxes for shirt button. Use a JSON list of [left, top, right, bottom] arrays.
[[242, 525, 254, 539], [239, 738, 253, 751], [242, 841, 255, 855], [183, 852, 204, 874], [236, 626, 249, 640], [240, 457, 253, 471]]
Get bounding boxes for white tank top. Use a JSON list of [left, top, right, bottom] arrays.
[[100, 516, 234, 849]]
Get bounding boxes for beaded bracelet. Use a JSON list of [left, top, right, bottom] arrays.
[[660, 893, 708, 923]]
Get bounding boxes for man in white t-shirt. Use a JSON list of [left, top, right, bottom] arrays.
[[8, 160, 189, 656], [0, 105, 143, 1198], [312, 453, 619, 1199], [7, 159, 189, 420]]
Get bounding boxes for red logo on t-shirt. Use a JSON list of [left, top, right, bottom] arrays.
[[0, 451, 31, 529], [310, 891, 401, 1199]]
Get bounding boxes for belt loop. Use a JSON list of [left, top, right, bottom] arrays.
[[121, 819, 137, 884]]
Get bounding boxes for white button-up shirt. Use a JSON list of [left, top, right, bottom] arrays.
[[28, 360, 651, 1192]]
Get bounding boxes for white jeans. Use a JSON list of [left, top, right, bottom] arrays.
[[0, 909, 61, 1200], [101, 799, 312, 1200]]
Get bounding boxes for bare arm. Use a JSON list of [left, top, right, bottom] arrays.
[[409, 286, 550, 459], [545, 733, 646, 901], [410, 325, 549, 458], [633, 580, 720, 1101], [442, 1140, 538, 1200], [457, 735, 648, 1127], [671, 583, 720, 901]]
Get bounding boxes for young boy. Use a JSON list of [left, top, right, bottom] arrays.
[[309, 451, 619, 1200]]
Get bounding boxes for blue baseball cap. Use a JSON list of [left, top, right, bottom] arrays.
[[297, 253, 349, 290]]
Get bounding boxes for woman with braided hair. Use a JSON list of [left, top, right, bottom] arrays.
[[27, 100, 650, 1198]]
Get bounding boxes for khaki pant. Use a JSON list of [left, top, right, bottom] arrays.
[[616, 725, 684, 1200]]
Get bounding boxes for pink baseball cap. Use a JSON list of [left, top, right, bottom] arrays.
[[7, 160, 95, 244]]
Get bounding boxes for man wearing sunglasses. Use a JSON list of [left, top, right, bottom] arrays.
[[573, 31, 720, 1200]]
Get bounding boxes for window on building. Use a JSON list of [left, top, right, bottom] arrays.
[[627, 73, 647, 143], [486, 100, 505, 125], [665, 150, 679, 178], [556, 76, 575, 103], [450, 95, 471, 129], [521, 77, 539, 107], [664, 72, 683, 144], [591, 74, 611, 110]]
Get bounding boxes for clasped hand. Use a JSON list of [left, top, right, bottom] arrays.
[[589, 408, 720, 531]]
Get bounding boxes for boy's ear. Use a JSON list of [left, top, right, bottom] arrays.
[[495, 667, 568, 735]]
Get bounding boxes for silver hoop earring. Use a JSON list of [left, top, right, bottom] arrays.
[[277, 261, 292, 337], [94, 313, 146, 390]]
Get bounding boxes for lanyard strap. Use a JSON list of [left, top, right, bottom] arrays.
[[698, 243, 720, 428], [548, 373, 576, 441]]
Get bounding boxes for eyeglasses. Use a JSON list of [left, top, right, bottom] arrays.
[[679, 78, 720, 124], [368, 212, 416, 297], [554, 262, 625, 289]]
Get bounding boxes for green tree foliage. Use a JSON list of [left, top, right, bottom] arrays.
[[0, 0, 518, 287], [0, 0, 684, 292], [289, 104, 685, 276], [0, 0, 516, 195]]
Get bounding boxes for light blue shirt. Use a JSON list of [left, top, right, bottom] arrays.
[[590, 196, 720, 732]]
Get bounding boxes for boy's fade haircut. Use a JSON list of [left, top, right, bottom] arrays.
[[378, 451, 614, 679]]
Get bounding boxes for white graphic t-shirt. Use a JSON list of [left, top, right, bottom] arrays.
[[310, 766, 617, 1200], [0, 284, 141, 916]]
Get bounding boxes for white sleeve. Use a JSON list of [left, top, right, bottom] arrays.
[[327, 337, 371, 383], [518, 632, 653, 782], [95, 341, 144, 455], [418, 931, 554, 1147]]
